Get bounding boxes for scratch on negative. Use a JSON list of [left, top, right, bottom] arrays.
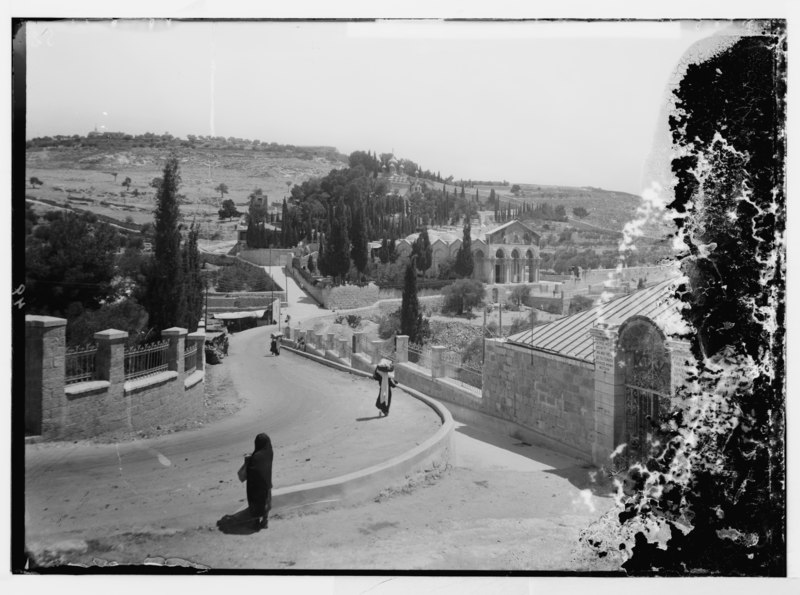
[[116, 443, 141, 497]]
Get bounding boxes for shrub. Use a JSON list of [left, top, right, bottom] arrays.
[[377, 309, 401, 339], [441, 279, 485, 316], [568, 294, 594, 315], [509, 284, 531, 308]]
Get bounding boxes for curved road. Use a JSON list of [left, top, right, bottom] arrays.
[[25, 324, 441, 546]]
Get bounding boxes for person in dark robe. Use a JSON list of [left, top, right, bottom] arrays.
[[246, 432, 273, 529], [373, 359, 398, 417]]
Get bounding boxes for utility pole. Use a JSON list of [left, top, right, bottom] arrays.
[[482, 307, 487, 363], [204, 280, 209, 329], [498, 302, 502, 338]]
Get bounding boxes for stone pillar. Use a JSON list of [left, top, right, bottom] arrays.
[[352, 331, 363, 354], [162, 327, 187, 375], [94, 328, 129, 384], [314, 332, 324, 350], [370, 339, 384, 365], [337, 337, 349, 359], [589, 324, 623, 468], [666, 339, 694, 398], [431, 346, 446, 379], [395, 335, 409, 363], [326, 332, 335, 352], [25, 316, 67, 437], [187, 330, 206, 373]]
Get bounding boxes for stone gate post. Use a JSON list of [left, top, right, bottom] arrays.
[[589, 324, 623, 469]]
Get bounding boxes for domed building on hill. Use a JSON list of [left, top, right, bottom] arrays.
[[392, 219, 541, 284]]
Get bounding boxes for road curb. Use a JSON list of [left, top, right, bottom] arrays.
[[270, 346, 455, 513]]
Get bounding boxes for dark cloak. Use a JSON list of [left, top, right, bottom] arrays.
[[246, 432, 273, 517]]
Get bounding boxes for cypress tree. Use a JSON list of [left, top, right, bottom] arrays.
[[350, 201, 368, 274], [454, 219, 474, 278], [412, 228, 432, 275], [329, 199, 351, 283], [181, 222, 203, 332], [400, 257, 421, 342], [143, 154, 185, 336]]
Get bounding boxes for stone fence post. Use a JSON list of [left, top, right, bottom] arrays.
[[338, 337, 349, 359], [326, 332, 335, 352], [431, 346, 446, 379], [370, 339, 384, 365], [314, 332, 324, 350], [589, 324, 623, 468], [94, 329, 128, 384], [162, 327, 187, 375], [352, 331, 363, 354], [395, 335, 409, 363], [187, 330, 206, 373], [25, 316, 67, 438]]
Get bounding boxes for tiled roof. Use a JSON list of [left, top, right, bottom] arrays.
[[506, 276, 689, 363]]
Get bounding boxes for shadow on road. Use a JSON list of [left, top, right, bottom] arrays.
[[454, 423, 615, 496], [355, 415, 384, 422], [216, 508, 262, 535]]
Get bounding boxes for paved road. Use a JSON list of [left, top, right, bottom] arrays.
[[25, 324, 441, 547]]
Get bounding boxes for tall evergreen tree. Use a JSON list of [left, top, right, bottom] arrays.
[[400, 257, 421, 342], [379, 237, 389, 264], [328, 200, 351, 283], [350, 201, 369, 274], [143, 155, 185, 336], [317, 234, 329, 277], [411, 228, 432, 275], [454, 219, 474, 278], [181, 222, 203, 332]]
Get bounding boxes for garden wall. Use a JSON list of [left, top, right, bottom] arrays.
[[481, 339, 596, 462], [25, 317, 205, 441], [237, 248, 295, 267]]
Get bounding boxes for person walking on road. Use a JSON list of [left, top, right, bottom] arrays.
[[270, 333, 281, 356], [373, 359, 398, 417], [245, 432, 273, 530]]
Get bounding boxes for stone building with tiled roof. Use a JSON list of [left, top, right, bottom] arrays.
[[481, 272, 693, 468]]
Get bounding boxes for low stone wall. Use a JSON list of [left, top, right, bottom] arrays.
[[482, 339, 595, 462], [237, 248, 295, 267], [26, 316, 205, 441], [325, 284, 381, 310], [207, 292, 286, 312]]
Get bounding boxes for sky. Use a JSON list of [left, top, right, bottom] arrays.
[[22, 19, 739, 195]]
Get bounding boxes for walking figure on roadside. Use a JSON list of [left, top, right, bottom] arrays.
[[270, 332, 282, 356], [244, 432, 273, 530], [373, 358, 398, 417]]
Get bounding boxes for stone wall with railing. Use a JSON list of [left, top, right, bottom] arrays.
[[25, 316, 205, 441]]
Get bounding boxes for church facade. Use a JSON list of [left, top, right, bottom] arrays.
[[393, 219, 541, 284]]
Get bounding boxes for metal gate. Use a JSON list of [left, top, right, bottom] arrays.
[[619, 319, 671, 469], [624, 384, 669, 467]]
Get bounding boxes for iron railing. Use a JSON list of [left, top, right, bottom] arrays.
[[442, 349, 483, 390], [378, 336, 395, 362], [125, 339, 169, 380], [407, 342, 431, 368], [65, 344, 97, 384], [184, 343, 198, 373]]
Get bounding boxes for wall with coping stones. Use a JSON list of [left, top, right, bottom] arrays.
[[26, 316, 205, 441], [482, 339, 596, 462]]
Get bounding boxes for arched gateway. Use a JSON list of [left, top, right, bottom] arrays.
[[616, 317, 671, 468]]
